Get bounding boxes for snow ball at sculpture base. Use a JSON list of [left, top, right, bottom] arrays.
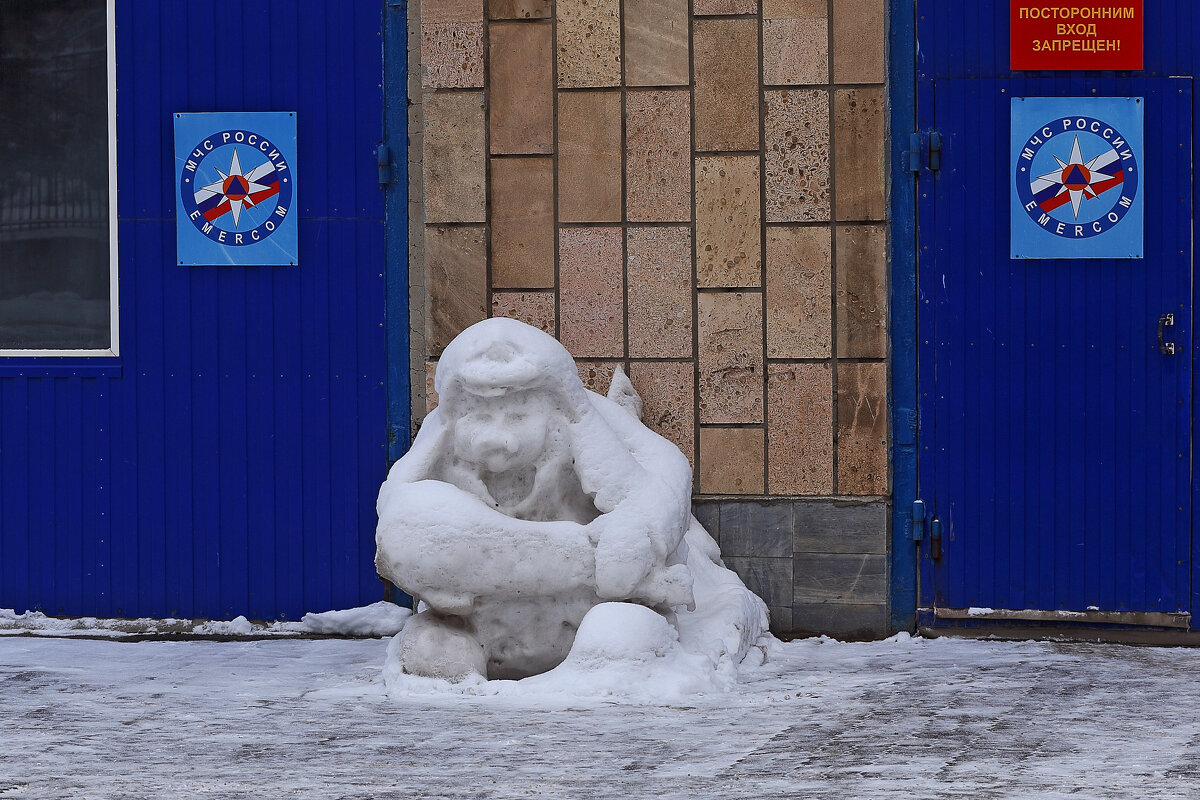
[[564, 602, 676, 664], [394, 611, 488, 682], [510, 603, 730, 701], [381, 602, 738, 702]]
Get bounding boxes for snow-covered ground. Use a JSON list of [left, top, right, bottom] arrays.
[[3, 632, 1199, 798], [0, 602, 410, 639]]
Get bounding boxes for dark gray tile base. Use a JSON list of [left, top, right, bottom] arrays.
[[723, 556, 793, 608], [766, 605, 792, 631], [693, 498, 891, 639], [794, 499, 887, 554], [792, 602, 888, 641], [719, 501, 793, 557], [793, 553, 887, 604], [692, 500, 721, 545]]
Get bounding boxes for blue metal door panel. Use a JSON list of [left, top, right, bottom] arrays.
[[0, 1, 404, 620], [915, 2, 1194, 618]]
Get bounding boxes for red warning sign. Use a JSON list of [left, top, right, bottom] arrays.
[[1011, 1, 1143, 71]]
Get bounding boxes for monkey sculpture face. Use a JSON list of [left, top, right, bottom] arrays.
[[450, 389, 552, 475]]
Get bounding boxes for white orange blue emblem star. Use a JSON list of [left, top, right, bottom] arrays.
[[179, 129, 293, 247], [1015, 115, 1139, 240]]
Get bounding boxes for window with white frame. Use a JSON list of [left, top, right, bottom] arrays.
[[0, 0, 117, 355]]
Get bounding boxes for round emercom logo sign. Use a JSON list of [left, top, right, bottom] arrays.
[[1015, 115, 1139, 240], [180, 130, 292, 246], [1009, 97, 1143, 260], [173, 112, 297, 266]]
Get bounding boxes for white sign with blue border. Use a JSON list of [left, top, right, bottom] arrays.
[[1011, 97, 1143, 260], [174, 112, 298, 266]]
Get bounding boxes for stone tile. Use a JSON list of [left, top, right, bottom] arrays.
[[628, 228, 693, 358], [767, 363, 833, 495], [559, 227, 624, 358], [491, 291, 556, 335], [488, 0, 551, 19], [421, 23, 485, 89], [425, 225, 488, 355], [694, 19, 759, 152], [698, 292, 764, 424], [766, 227, 831, 358], [699, 427, 765, 495], [624, 0, 689, 86], [423, 0, 482, 24], [692, 500, 721, 541], [763, 17, 827, 86], [696, 156, 762, 288], [767, 605, 793, 632], [834, 87, 887, 222], [577, 361, 620, 394], [558, 91, 622, 222], [718, 501, 793, 557], [832, 0, 885, 83], [762, 0, 824, 17], [791, 602, 888, 639], [556, 0, 621, 87], [626, 90, 691, 222], [426, 361, 439, 413], [768, 232, 835, 362], [793, 553, 886, 604], [724, 556, 792, 607], [836, 224, 887, 359], [793, 499, 887, 554], [423, 92, 486, 223], [837, 361, 887, 495], [765, 89, 830, 222], [490, 157, 555, 287], [694, 0, 757, 16], [629, 361, 696, 465], [489, 22, 553, 154]]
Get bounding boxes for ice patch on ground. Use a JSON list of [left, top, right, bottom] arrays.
[[6, 634, 1200, 797], [297, 602, 412, 636], [0, 602, 411, 639], [193, 616, 255, 635], [0, 608, 196, 637]]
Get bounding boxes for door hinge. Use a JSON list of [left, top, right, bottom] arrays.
[[911, 500, 926, 542], [377, 143, 394, 186], [907, 131, 942, 173], [930, 518, 943, 560]]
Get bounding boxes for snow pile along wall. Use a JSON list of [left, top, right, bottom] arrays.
[[376, 318, 772, 695]]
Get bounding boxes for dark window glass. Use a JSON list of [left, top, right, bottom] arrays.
[[0, 0, 111, 351]]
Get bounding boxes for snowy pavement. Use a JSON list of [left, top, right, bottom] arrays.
[[3, 633, 1199, 799]]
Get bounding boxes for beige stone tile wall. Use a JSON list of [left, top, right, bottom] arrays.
[[416, 0, 888, 500]]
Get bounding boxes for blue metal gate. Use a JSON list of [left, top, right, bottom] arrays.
[[0, 0, 407, 621], [915, 2, 1197, 626]]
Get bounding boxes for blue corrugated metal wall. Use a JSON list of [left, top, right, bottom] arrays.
[[0, 0, 398, 620], [914, 1, 1199, 623]]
